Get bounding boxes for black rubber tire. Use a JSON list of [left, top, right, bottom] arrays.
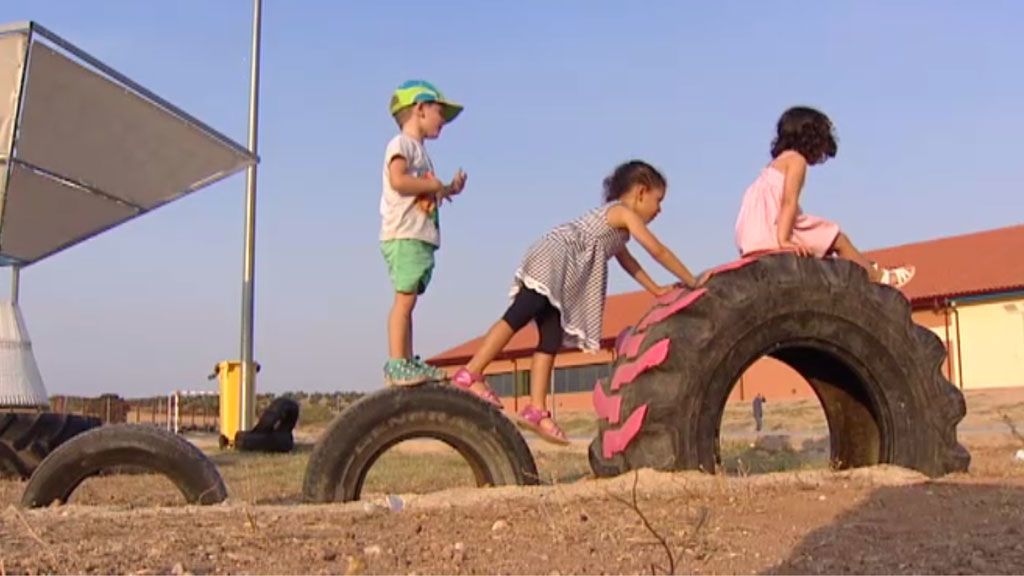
[[235, 429, 295, 453], [250, 397, 300, 434], [590, 253, 969, 478], [21, 424, 228, 507], [587, 439, 623, 478], [0, 412, 102, 479], [303, 382, 538, 502], [233, 397, 299, 453]]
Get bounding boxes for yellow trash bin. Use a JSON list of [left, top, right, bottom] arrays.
[[211, 361, 259, 447]]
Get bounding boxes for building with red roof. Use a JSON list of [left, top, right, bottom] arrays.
[[430, 224, 1024, 412]]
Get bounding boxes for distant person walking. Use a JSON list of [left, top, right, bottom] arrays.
[[752, 393, 766, 432]]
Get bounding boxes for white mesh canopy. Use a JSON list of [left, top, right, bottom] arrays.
[[0, 22, 256, 265], [0, 33, 24, 163], [0, 22, 257, 406]]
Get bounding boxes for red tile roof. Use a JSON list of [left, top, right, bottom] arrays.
[[868, 224, 1024, 304], [430, 224, 1024, 365]]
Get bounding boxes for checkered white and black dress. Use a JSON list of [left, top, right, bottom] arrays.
[[510, 202, 629, 352]]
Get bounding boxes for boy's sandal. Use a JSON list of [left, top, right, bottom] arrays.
[[451, 368, 503, 408], [387, 374, 430, 387], [384, 360, 431, 387], [412, 356, 447, 382], [515, 405, 570, 446], [878, 264, 916, 288]]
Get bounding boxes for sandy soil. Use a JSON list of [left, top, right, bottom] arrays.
[[2, 389, 1023, 574]]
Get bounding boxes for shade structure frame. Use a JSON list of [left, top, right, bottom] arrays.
[[0, 21, 258, 267]]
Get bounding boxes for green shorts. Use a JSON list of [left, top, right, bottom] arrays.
[[381, 239, 437, 295]]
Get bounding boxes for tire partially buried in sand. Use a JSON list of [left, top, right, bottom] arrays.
[[234, 397, 299, 453], [303, 383, 539, 502], [21, 424, 228, 507], [590, 253, 970, 479]]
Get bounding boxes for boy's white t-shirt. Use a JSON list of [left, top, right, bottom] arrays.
[[380, 134, 439, 247]]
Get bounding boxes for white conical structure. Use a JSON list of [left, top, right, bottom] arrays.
[[0, 300, 48, 407]]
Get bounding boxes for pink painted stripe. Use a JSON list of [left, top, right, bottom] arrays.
[[617, 331, 646, 359], [655, 286, 688, 306], [614, 327, 633, 357], [704, 255, 759, 280], [602, 404, 648, 459], [592, 379, 622, 424], [610, 338, 669, 391], [636, 288, 707, 332]]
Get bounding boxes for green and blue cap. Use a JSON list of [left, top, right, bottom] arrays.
[[389, 80, 463, 122]]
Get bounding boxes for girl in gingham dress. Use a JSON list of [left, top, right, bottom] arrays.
[[451, 161, 702, 444]]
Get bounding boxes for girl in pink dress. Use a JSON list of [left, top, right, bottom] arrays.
[[735, 106, 915, 288]]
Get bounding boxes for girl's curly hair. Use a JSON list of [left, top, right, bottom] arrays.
[[603, 160, 667, 202], [771, 106, 838, 164]]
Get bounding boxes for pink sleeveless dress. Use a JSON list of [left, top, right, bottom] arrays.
[[734, 163, 840, 258]]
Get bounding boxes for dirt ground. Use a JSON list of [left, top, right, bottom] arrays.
[[2, 389, 1024, 575]]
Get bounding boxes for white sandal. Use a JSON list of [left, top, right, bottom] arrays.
[[878, 264, 916, 288]]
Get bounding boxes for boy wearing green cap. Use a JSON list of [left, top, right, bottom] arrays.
[[380, 80, 467, 386]]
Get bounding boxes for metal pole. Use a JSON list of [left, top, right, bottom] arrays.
[[239, 0, 262, 433], [10, 266, 20, 304]]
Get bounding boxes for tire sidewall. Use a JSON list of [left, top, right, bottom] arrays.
[[303, 384, 537, 502]]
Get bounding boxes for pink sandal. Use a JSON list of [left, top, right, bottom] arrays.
[[451, 368, 503, 408], [516, 405, 570, 446]]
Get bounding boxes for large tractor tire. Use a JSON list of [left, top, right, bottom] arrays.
[[21, 424, 227, 507], [590, 253, 969, 478], [0, 412, 102, 479], [304, 382, 538, 502]]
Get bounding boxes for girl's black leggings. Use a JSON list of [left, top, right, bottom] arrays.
[[502, 287, 563, 355]]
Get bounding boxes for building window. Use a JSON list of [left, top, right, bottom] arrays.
[[488, 363, 610, 397], [492, 372, 531, 398], [489, 373, 516, 397], [553, 364, 612, 394]]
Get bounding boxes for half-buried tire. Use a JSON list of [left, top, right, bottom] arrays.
[[590, 252, 969, 479], [0, 412, 102, 479], [236, 397, 299, 453], [235, 429, 295, 453], [303, 382, 538, 502], [21, 424, 227, 507], [250, 397, 300, 434]]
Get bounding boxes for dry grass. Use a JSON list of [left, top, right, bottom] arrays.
[[720, 398, 828, 434], [2, 389, 1022, 510], [2, 391, 1023, 575], [561, 397, 832, 439], [719, 437, 830, 475], [18, 437, 592, 508], [38, 436, 823, 508]]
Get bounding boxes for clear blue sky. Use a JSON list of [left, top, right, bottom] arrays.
[[3, 1, 1023, 398]]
